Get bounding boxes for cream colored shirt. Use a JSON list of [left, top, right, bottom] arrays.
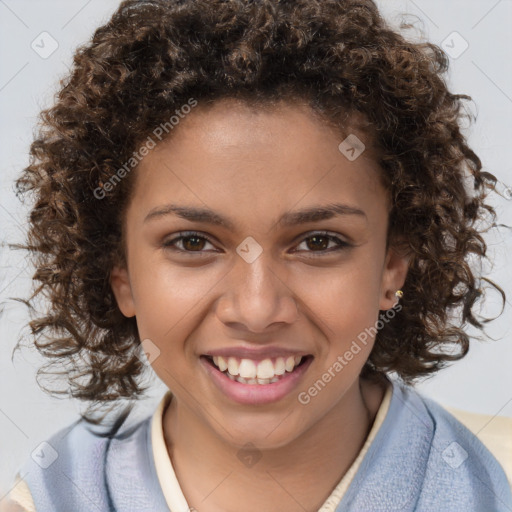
[[6, 384, 393, 512]]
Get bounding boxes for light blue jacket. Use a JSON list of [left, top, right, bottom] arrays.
[[19, 380, 512, 511]]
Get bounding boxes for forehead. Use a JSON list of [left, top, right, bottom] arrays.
[[155, 97, 377, 158], [129, 98, 387, 227]]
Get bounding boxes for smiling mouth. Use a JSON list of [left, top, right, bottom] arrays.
[[202, 355, 312, 385]]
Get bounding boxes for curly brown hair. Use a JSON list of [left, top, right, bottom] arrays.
[[14, 0, 504, 420]]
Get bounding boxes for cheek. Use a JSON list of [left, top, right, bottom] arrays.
[[304, 253, 384, 338], [295, 267, 382, 416], [129, 254, 221, 345]]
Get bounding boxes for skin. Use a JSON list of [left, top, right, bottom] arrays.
[[111, 98, 409, 512]]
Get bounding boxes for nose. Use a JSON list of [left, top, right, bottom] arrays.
[[214, 249, 299, 334]]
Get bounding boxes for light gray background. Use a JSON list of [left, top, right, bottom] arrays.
[[1, 0, 511, 498]]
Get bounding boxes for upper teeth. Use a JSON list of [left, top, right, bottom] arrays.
[[212, 356, 302, 380]]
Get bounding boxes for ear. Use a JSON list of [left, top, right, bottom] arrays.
[[110, 265, 136, 318], [379, 244, 410, 310]]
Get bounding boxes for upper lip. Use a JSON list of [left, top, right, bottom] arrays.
[[202, 346, 311, 360]]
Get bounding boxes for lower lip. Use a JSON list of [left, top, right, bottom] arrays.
[[200, 356, 313, 405]]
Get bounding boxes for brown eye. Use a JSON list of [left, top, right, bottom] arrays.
[[181, 235, 206, 251], [163, 232, 216, 253], [305, 235, 330, 251], [295, 232, 350, 254]]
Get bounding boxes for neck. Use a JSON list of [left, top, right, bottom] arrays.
[[162, 376, 388, 512]]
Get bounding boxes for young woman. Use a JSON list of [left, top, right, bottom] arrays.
[[5, 0, 511, 510]]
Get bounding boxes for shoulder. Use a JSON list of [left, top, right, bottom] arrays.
[[19, 409, 153, 512], [340, 380, 512, 511], [396, 382, 512, 510]]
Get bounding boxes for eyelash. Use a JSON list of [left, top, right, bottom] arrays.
[[162, 230, 351, 256]]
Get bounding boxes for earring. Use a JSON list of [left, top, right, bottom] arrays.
[[394, 290, 403, 303]]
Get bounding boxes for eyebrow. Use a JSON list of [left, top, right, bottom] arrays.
[[143, 202, 367, 229]]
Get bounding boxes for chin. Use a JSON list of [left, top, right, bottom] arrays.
[[212, 410, 309, 452]]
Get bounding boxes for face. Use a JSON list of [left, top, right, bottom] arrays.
[[111, 98, 408, 450]]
